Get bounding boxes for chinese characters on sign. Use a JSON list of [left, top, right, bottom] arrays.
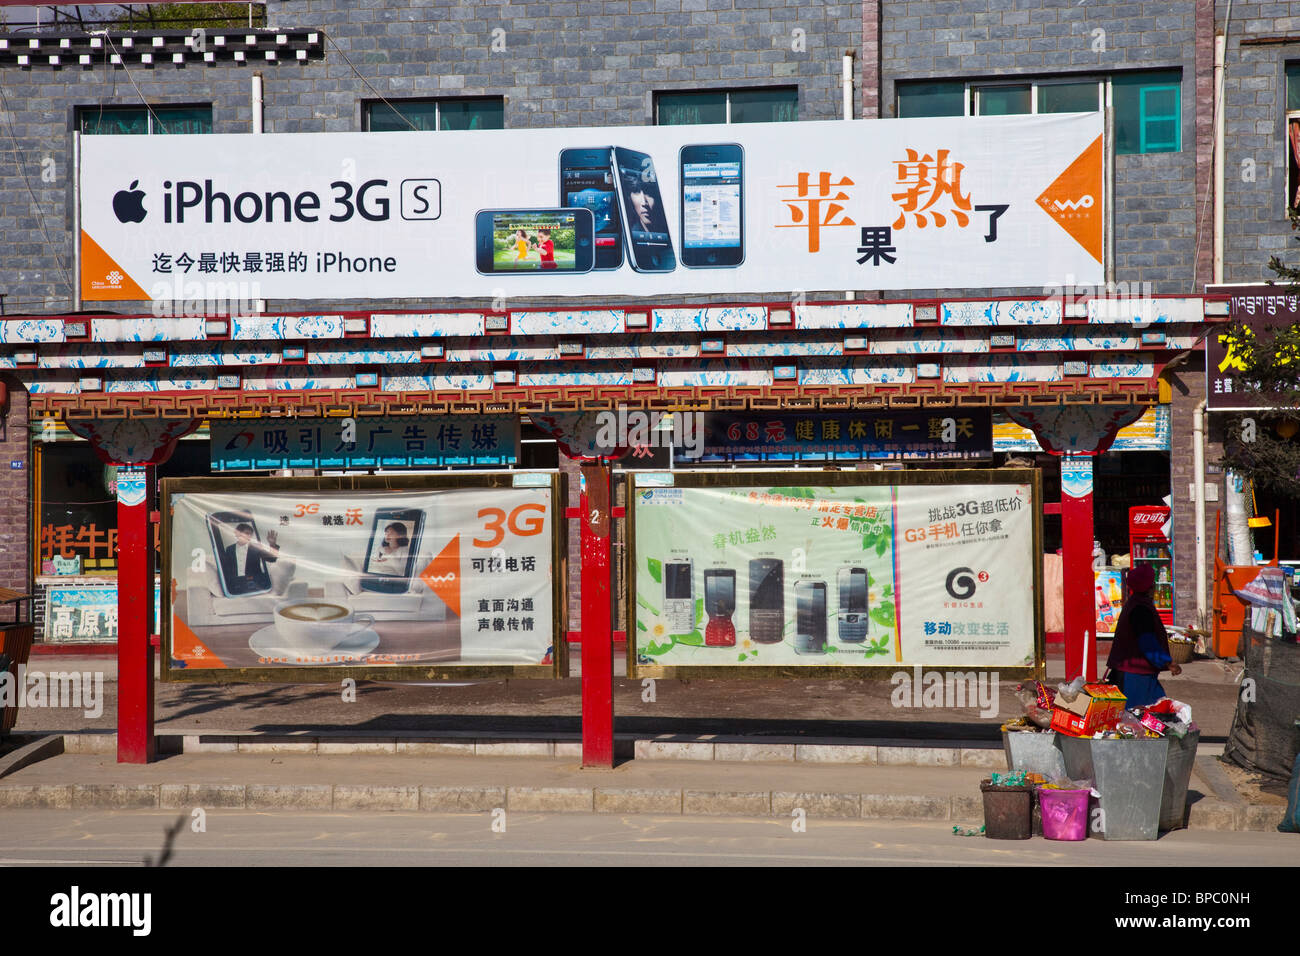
[[210, 416, 519, 471], [677, 410, 993, 461]]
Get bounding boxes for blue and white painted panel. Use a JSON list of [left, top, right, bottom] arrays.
[[1016, 330, 1141, 351], [170, 345, 281, 366], [105, 372, 218, 392], [447, 345, 561, 362], [795, 303, 913, 329], [942, 299, 1062, 327], [23, 375, 80, 393], [309, 346, 421, 365], [799, 361, 915, 385], [512, 309, 625, 335], [0, 319, 65, 344], [1088, 296, 1203, 324], [1089, 353, 1154, 378], [944, 355, 1063, 383], [370, 312, 484, 338], [659, 360, 773, 387], [520, 369, 634, 386], [652, 307, 767, 333], [585, 338, 699, 359], [0, 355, 15, 369], [431, 373, 494, 391], [231, 314, 344, 340], [39, 346, 147, 369], [243, 368, 354, 390], [92, 317, 205, 342], [727, 338, 841, 357], [870, 330, 989, 354]]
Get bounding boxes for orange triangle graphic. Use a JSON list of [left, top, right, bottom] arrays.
[[170, 613, 227, 669], [420, 535, 461, 618], [81, 230, 150, 301], [1035, 135, 1103, 265]]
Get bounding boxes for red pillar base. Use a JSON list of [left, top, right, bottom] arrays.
[[116, 465, 156, 764]]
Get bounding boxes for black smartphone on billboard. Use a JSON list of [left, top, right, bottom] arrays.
[[559, 148, 623, 270], [207, 510, 274, 598], [361, 507, 425, 594], [837, 567, 869, 643], [612, 146, 676, 273], [474, 208, 595, 274], [748, 558, 784, 645], [794, 580, 827, 655], [679, 143, 744, 268]]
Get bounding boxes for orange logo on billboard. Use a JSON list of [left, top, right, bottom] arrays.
[[892, 148, 972, 229], [1036, 135, 1103, 265], [420, 534, 461, 617], [80, 230, 149, 301], [776, 172, 856, 252]]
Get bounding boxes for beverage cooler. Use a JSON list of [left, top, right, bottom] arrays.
[[1129, 505, 1174, 625]]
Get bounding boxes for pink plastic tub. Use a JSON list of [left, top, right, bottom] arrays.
[[1039, 787, 1091, 841]]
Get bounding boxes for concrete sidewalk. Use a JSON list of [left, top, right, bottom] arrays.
[[0, 731, 1287, 833]]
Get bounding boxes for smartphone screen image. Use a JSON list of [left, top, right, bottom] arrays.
[[748, 558, 784, 644], [207, 510, 274, 597], [362, 508, 425, 594], [559, 148, 623, 270], [679, 144, 744, 268], [663, 559, 695, 635], [837, 567, 869, 643], [613, 147, 676, 272], [475, 208, 595, 274], [795, 580, 827, 655]]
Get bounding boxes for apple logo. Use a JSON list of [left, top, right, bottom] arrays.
[[113, 180, 146, 223]]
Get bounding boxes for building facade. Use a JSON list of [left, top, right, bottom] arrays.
[[0, 0, 1295, 648]]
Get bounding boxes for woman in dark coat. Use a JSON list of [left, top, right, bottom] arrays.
[[1104, 563, 1182, 708]]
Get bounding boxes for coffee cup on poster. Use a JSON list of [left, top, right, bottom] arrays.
[[273, 600, 373, 650]]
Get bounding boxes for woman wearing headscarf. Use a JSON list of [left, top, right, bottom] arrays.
[[1104, 563, 1182, 708]]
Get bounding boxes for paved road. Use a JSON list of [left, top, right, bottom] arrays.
[[1, 809, 1293, 867]]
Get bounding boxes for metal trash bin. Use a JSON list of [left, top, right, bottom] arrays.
[[1002, 730, 1067, 778], [1060, 735, 1168, 840], [1160, 730, 1201, 831]]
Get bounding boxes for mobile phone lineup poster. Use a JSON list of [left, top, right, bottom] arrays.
[[167, 487, 554, 670], [632, 482, 1036, 669], [80, 112, 1102, 300]]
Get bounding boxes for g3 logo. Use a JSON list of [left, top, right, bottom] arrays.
[[946, 567, 977, 600]]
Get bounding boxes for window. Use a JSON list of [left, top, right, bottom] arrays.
[[897, 74, 1179, 155], [1113, 71, 1181, 154], [1285, 64, 1300, 211], [363, 97, 504, 131], [656, 87, 797, 125], [78, 105, 212, 135]]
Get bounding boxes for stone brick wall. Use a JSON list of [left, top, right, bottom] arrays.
[[1167, 358, 1224, 630], [0, 0, 861, 314], [1218, 0, 1300, 282], [0, 380, 30, 624], [880, 0, 1202, 295]]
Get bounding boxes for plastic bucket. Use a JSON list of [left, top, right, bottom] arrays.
[[1039, 787, 1090, 841], [980, 781, 1032, 840]]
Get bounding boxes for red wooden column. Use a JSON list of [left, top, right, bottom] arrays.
[[115, 465, 155, 764], [578, 462, 614, 767], [65, 416, 199, 764], [1059, 454, 1097, 682]]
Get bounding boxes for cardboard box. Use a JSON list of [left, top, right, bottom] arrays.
[[1050, 683, 1127, 737]]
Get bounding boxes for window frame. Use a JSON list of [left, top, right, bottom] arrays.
[[360, 96, 505, 132], [654, 86, 798, 125], [1285, 64, 1300, 213], [897, 73, 1183, 156], [76, 103, 213, 135]]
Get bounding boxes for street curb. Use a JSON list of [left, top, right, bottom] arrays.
[[0, 781, 1280, 830], [0, 734, 64, 780]]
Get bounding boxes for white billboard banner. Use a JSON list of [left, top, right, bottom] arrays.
[[80, 114, 1103, 301]]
